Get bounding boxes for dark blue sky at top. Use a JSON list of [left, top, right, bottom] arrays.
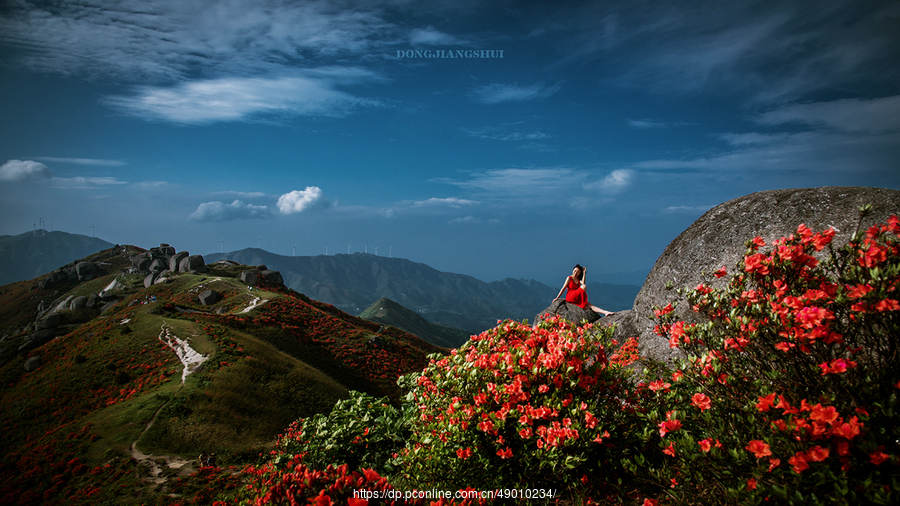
[[1, 0, 898, 286]]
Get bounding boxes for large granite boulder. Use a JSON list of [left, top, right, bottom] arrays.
[[198, 289, 220, 305], [260, 270, 284, 286], [179, 254, 206, 273], [170, 251, 189, 272], [239, 271, 259, 285], [35, 312, 60, 331], [608, 186, 900, 367], [75, 261, 97, 281], [534, 299, 601, 326], [70, 296, 88, 310]]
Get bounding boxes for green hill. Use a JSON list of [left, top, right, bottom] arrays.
[[0, 230, 113, 285], [359, 297, 472, 348], [0, 245, 443, 504]]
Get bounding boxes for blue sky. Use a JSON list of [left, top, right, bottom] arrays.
[[1, 0, 898, 286]]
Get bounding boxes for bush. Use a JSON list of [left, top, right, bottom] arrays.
[[272, 391, 407, 473], [636, 213, 900, 504], [397, 317, 643, 500]]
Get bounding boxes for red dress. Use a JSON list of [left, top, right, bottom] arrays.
[[565, 277, 589, 309]]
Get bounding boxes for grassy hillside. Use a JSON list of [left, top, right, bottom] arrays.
[[0, 246, 443, 504], [359, 296, 472, 348]]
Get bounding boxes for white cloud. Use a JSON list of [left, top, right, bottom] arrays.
[[276, 187, 330, 214], [410, 26, 463, 46], [0, 0, 396, 81], [627, 119, 693, 129], [34, 157, 126, 167], [131, 180, 172, 190], [448, 216, 501, 225], [717, 132, 791, 146], [469, 83, 561, 104], [189, 200, 272, 222], [439, 168, 579, 195], [0, 160, 53, 181], [413, 197, 478, 207], [105, 73, 383, 124], [50, 176, 127, 189], [585, 169, 634, 194], [754, 96, 900, 133], [461, 126, 552, 142]]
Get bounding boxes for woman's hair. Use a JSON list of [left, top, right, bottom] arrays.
[[573, 264, 584, 281]]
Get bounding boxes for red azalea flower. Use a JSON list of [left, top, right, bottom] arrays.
[[756, 393, 776, 412], [698, 439, 712, 452], [663, 443, 676, 457], [691, 393, 712, 411], [870, 449, 890, 465], [789, 452, 809, 473], [746, 440, 772, 459]]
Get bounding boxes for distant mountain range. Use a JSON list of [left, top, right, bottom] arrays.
[[360, 297, 472, 348], [205, 249, 640, 334], [0, 230, 113, 285]]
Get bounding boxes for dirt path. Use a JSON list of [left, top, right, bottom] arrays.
[[129, 322, 209, 484]]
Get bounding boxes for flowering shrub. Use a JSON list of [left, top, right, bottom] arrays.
[[272, 391, 407, 473], [233, 458, 407, 506], [397, 317, 642, 498], [638, 213, 900, 504]]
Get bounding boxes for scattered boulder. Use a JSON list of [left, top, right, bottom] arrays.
[[35, 312, 60, 331], [144, 272, 159, 288], [260, 270, 284, 286], [180, 255, 206, 273], [23, 356, 41, 372], [256, 265, 267, 271], [239, 271, 259, 285], [170, 252, 189, 272], [132, 252, 152, 271], [75, 261, 97, 281], [607, 186, 900, 367], [159, 243, 176, 256], [70, 296, 88, 310], [149, 258, 168, 273], [198, 289, 220, 306], [534, 299, 601, 327]]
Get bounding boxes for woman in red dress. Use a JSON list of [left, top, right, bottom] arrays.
[[554, 264, 615, 316]]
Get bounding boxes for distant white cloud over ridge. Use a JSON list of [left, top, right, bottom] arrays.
[[189, 200, 272, 222], [0, 160, 52, 181], [276, 187, 330, 214]]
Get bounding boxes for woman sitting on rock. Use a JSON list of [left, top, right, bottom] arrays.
[[554, 264, 615, 316]]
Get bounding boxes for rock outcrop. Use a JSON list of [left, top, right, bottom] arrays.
[[132, 244, 206, 277], [602, 186, 900, 366], [534, 299, 601, 326]]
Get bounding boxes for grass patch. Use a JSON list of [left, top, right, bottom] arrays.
[[139, 324, 349, 464]]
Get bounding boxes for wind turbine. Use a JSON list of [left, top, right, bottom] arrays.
[[88, 223, 97, 238], [325, 242, 328, 255], [257, 237, 262, 249], [218, 240, 225, 254], [389, 245, 393, 258], [347, 241, 351, 254], [38, 217, 45, 235], [292, 244, 296, 257], [373, 246, 379, 256], [365, 241, 368, 254]]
